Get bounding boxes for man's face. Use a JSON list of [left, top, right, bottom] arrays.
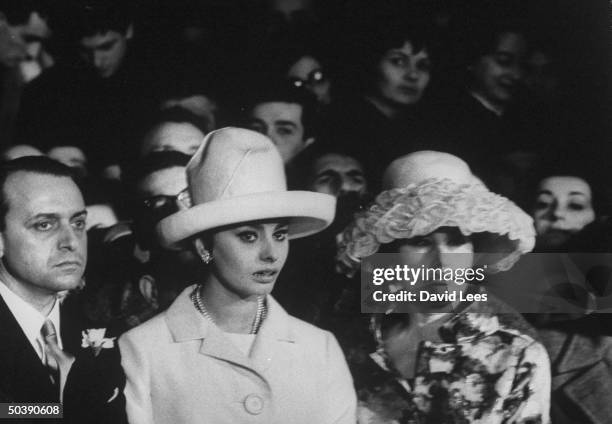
[[7, 11, 53, 81], [0, 173, 87, 296], [141, 122, 204, 157], [248, 102, 313, 164], [79, 28, 132, 78], [135, 166, 188, 250], [471, 32, 527, 108], [309, 154, 366, 197]]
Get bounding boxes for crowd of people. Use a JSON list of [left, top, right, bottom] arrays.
[[0, 0, 610, 423]]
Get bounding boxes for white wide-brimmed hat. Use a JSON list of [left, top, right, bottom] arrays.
[[337, 151, 535, 273], [157, 127, 335, 247]]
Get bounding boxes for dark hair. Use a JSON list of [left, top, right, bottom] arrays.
[[345, 17, 437, 93], [531, 164, 609, 217], [72, 0, 133, 38], [0, 156, 77, 229], [244, 82, 319, 139], [123, 151, 191, 192]]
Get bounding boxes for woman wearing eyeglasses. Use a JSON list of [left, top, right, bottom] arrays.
[[286, 50, 332, 105], [119, 128, 356, 424]]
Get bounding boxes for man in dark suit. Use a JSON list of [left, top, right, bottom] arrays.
[[0, 157, 125, 423]]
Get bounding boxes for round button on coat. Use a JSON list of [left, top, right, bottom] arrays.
[[244, 394, 264, 415]]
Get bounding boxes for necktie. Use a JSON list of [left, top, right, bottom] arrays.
[[40, 319, 75, 402]]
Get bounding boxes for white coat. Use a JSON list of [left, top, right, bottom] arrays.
[[120, 285, 357, 424]]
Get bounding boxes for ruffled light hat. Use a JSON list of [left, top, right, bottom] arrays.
[[337, 151, 535, 273], [157, 127, 336, 247]]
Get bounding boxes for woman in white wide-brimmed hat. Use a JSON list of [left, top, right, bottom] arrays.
[[119, 128, 356, 424], [336, 151, 551, 424]]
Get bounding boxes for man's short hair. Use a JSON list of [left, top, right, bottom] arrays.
[[244, 82, 319, 139], [0, 156, 76, 229], [72, 0, 133, 38]]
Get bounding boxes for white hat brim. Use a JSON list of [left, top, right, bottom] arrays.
[[157, 191, 336, 248]]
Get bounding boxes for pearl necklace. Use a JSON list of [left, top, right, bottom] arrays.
[[191, 285, 267, 334]]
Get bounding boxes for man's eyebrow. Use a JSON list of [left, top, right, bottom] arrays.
[[274, 120, 298, 128], [28, 210, 88, 221], [28, 213, 60, 221], [536, 190, 553, 196], [71, 210, 88, 219], [315, 169, 338, 179], [568, 192, 589, 197], [346, 170, 364, 178]]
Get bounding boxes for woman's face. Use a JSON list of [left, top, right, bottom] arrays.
[[471, 32, 527, 109], [373, 41, 431, 106], [533, 176, 595, 247], [208, 221, 289, 298], [397, 227, 474, 300], [287, 55, 331, 104]]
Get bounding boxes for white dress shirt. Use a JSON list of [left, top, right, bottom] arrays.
[[0, 281, 62, 361]]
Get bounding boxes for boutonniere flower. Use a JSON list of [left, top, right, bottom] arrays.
[[81, 328, 116, 356]]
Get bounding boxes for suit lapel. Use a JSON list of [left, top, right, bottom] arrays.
[[0, 296, 58, 402]]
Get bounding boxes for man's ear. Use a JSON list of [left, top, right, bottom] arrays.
[[125, 23, 134, 40], [138, 275, 158, 309]]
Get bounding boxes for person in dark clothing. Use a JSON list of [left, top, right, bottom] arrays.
[[15, 0, 159, 177], [320, 18, 442, 191]]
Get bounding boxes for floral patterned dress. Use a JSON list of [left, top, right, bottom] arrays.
[[353, 308, 551, 424]]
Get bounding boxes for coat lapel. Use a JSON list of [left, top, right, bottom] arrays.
[[556, 333, 612, 424], [165, 287, 297, 374], [0, 296, 58, 402], [165, 286, 252, 370]]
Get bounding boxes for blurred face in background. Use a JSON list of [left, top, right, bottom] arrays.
[[248, 102, 314, 164], [288, 55, 331, 104], [161, 96, 218, 133], [79, 27, 132, 78], [6, 11, 53, 82], [470, 32, 527, 111], [373, 41, 431, 108], [309, 153, 366, 197], [141, 122, 204, 157], [135, 166, 188, 250], [48, 146, 88, 174], [533, 176, 595, 248]]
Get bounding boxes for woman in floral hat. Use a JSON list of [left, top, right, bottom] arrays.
[[336, 151, 550, 423], [119, 128, 356, 424]]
